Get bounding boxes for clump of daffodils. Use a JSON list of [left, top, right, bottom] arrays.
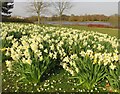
[[1, 23, 119, 75]]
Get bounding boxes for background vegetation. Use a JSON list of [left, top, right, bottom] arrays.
[[2, 14, 118, 27]]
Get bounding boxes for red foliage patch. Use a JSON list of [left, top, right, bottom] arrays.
[[87, 24, 112, 28]]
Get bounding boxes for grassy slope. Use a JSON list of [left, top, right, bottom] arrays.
[[5, 22, 118, 37], [2, 23, 118, 93], [62, 25, 118, 38], [42, 24, 118, 37]]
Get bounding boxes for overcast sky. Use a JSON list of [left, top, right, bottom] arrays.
[[11, 0, 118, 17]]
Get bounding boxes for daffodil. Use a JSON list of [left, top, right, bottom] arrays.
[[6, 60, 12, 71], [110, 63, 116, 70], [63, 56, 69, 63], [26, 58, 32, 65], [30, 43, 38, 52], [44, 49, 48, 53], [40, 56, 43, 61], [93, 58, 97, 64], [2, 22, 119, 81]]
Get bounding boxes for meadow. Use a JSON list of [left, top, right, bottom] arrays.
[[1, 22, 120, 93]]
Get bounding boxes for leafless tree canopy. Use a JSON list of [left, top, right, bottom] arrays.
[[53, 1, 72, 16], [52, 1, 72, 25], [29, 0, 50, 24], [30, 1, 49, 14]]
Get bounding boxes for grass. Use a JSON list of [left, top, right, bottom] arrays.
[[2, 63, 109, 93], [1, 23, 119, 93], [42, 24, 118, 38], [62, 25, 118, 38]]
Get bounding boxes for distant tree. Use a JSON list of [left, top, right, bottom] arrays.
[[52, 0, 72, 25], [29, 0, 50, 24], [71, 14, 75, 17], [1, 0, 14, 17], [69, 15, 79, 21], [108, 14, 118, 27]]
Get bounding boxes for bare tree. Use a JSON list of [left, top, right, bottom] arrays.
[[52, 0, 72, 25], [29, 0, 50, 24]]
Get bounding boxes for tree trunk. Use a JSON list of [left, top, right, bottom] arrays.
[[59, 12, 62, 26], [38, 13, 40, 24]]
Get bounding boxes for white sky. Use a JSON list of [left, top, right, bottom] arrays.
[[12, 0, 119, 17]]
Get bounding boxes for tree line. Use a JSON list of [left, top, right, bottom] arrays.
[[1, 0, 72, 25], [47, 14, 109, 22], [0, 0, 118, 27]]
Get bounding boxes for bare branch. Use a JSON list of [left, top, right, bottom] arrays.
[[27, 0, 50, 24], [52, 0, 73, 25]]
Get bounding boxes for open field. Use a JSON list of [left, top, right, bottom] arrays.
[[64, 25, 118, 38]]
